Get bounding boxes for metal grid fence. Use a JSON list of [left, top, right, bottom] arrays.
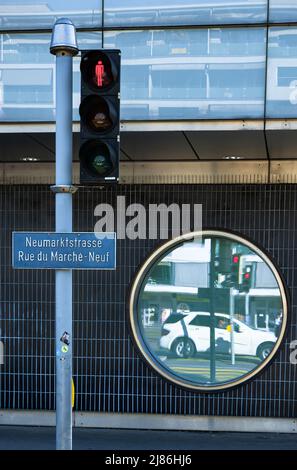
[[0, 184, 296, 417]]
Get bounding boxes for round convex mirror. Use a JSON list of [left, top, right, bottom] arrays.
[[129, 231, 288, 391]]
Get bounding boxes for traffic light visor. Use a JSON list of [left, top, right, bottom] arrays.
[[80, 50, 116, 91]]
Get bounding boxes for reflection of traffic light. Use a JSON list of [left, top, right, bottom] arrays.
[[214, 240, 233, 274], [230, 254, 240, 286], [220, 253, 241, 288], [79, 49, 121, 184], [240, 264, 252, 293]]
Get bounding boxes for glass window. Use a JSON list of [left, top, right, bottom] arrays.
[[130, 230, 288, 391], [269, 0, 297, 23], [105, 0, 267, 28], [215, 316, 229, 329], [74, 32, 103, 120], [105, 27, 266, 120], [0, 0, 102, 30], [189, 315, 211, 327], [266, 27, 297, 118], [0, 32, 101, 122]]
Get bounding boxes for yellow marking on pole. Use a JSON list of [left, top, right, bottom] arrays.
[[72, 377, 75, 409]]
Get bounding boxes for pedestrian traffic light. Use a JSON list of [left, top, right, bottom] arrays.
[[215, 240, 233, 274], [239, 264, 252, 293], [230, 253, 240, 286], [79, 49, 121, 184], [220, 253, 241, 288]]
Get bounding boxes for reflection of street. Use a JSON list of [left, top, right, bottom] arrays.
[[160, 355, 260, 383]]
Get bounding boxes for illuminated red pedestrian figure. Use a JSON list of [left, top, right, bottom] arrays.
[[95, 60, 105, 87]]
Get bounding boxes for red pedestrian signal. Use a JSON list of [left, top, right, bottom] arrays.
[[232, 255, 239, 264], [240, 265, 253, 292], [230, 253, 241, 286], [80, 50, 118, 91], [79, 49, 120, 184], [95, 60, 104, 87]]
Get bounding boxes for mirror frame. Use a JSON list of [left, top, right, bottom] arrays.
[[129, 229, 289, 392]]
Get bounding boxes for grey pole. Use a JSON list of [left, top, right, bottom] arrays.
[[50, 18, 78, 451], [209, 239, 216, 383], [230, 287, 236, 365]]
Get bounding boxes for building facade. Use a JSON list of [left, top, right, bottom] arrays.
[[0, 1, 297, 431]]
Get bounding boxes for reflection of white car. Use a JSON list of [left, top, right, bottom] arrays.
[[160, 312, 277, 360]]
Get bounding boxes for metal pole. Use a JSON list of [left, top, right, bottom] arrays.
[[50, 18, 78, 451], [209, 239, 216, 383], [245, 294, 250, 326], [230, 287, 235, 365]]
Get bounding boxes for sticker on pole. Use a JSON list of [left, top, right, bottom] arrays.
[[12, 232, 116, 270]]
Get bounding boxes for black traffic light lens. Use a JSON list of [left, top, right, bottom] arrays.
[[80, 51, 116, 91], [79, 95, 116, 133], [91, 154, 113, 176], [79, 140, 113, 177]]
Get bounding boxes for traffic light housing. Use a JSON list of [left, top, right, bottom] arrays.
[[239, 264, 252, 293], [230, 253, 240, 286], [220, 253, 241, 288], [214, 240, 233, 274], [79, 49, 121, 184]]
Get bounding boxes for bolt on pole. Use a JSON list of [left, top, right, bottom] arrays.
[[50, 18, 78, 451]]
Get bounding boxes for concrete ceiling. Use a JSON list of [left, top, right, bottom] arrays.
[[266, 130, 297, 159], [0, 127, 297, 162]]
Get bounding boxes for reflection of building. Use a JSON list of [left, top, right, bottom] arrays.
[[142, 240, 211, 322], [143, 241, 282, 331], [235, 255, 281, 329], [0, 28, 268, 121], [106, 27, 266, 120], [2, 16, 297, 122]]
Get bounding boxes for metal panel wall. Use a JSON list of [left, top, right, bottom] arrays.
[[0, 184, 296, 417]]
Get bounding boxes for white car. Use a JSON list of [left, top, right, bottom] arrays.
[[160, 312, 277, 360]]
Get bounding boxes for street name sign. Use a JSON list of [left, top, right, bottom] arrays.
[[12, 232, 116, 270]]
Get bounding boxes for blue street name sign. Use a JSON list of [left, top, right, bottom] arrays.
[[12, 232, 116, 270]]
